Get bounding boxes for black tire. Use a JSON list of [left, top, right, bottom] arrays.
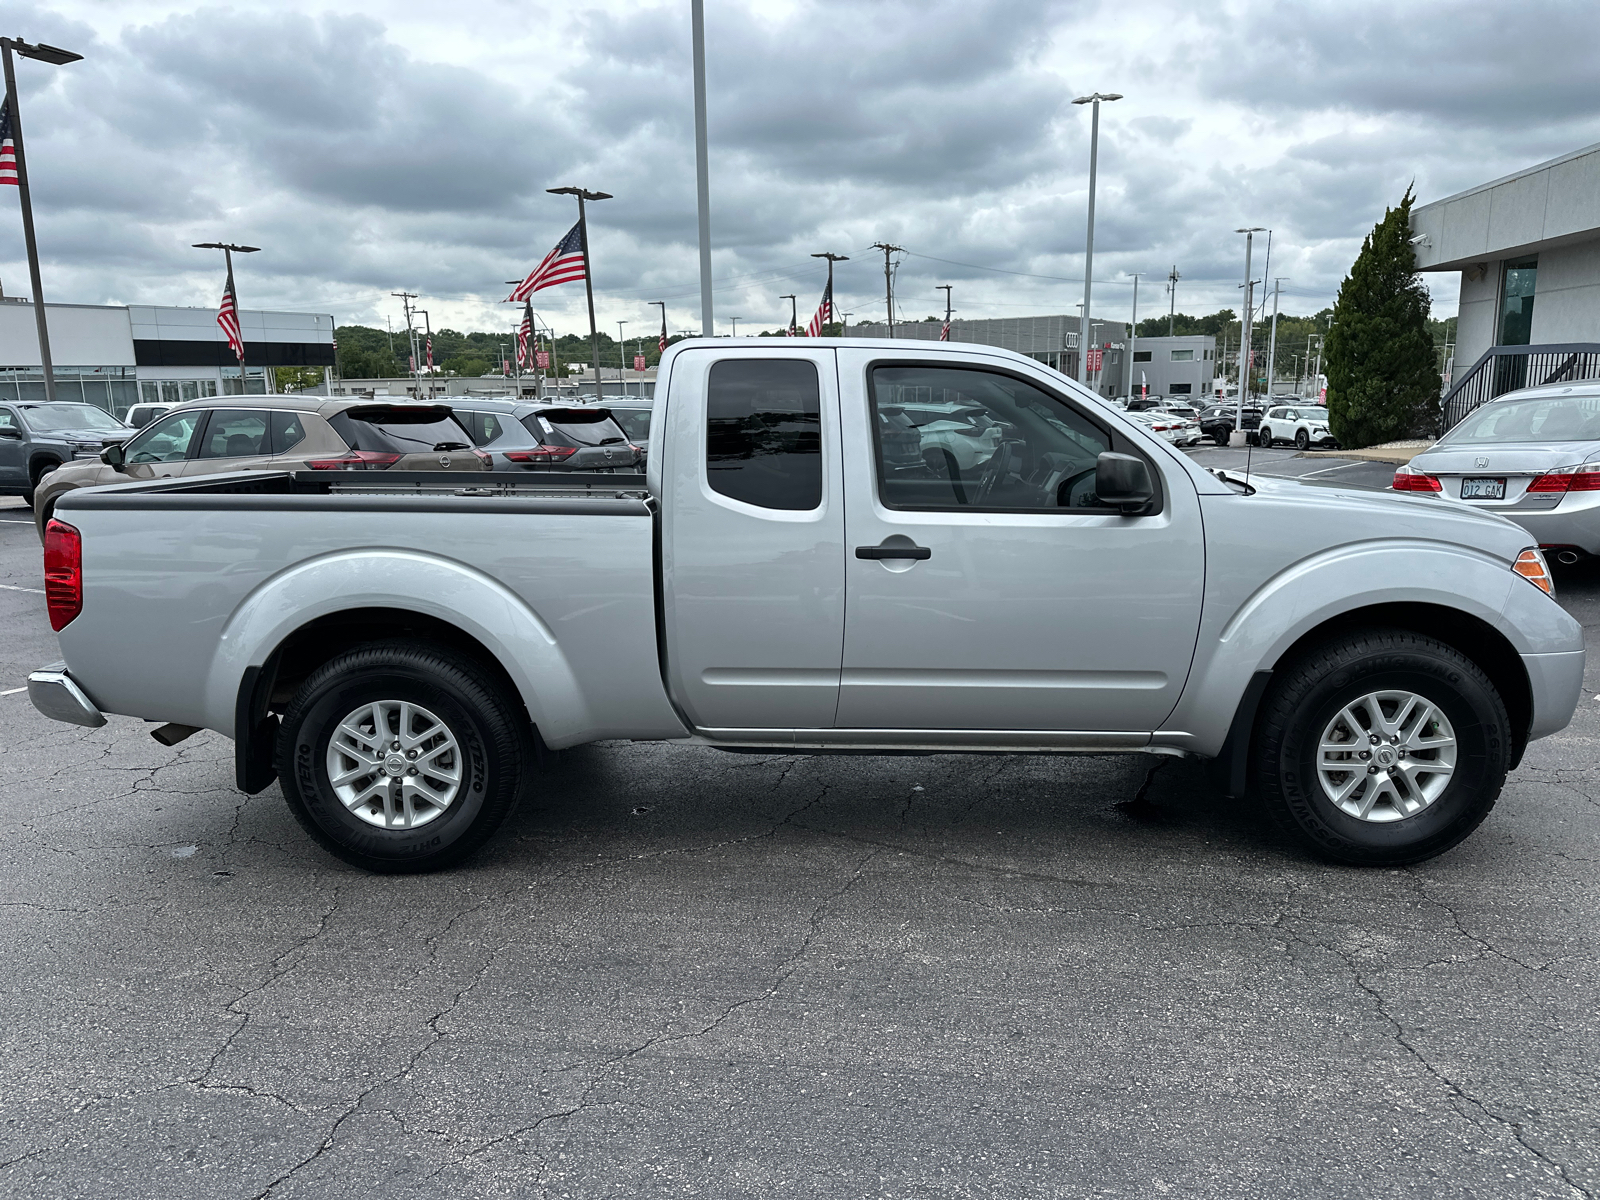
[[1212, 431, 1229, 446], [275, 640, 529, 872], [1295, 429, 1311, 451], [1254, 628, 1508, 866], [1256, 427, 1270, 447]]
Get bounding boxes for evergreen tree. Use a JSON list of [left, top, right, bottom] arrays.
[[1324, 187, 1440, 448]]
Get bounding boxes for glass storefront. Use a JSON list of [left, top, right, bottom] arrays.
[[0, 367, 140, 418], [220, 367, 269, 396]]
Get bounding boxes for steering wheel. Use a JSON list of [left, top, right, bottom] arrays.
[[1054, 465, 1099, 507], [974, 439, 1025, 504]]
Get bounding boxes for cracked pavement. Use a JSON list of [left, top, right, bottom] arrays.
[[1, 497, 1598, 1197]]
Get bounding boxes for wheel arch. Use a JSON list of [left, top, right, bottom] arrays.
[[28, 451, 64, 482], [1213, 601, 1533, 796]]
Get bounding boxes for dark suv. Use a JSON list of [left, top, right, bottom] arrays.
[[1199, 403, 1263, 446], [0, 401, 130, 507]]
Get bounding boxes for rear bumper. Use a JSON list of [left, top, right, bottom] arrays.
[[28, 661, 106, 728], [1523, 649, 1587, 742]]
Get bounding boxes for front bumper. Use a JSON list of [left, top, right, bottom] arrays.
[[1522, 649, 1587, 741], [28, 662, 106, 728]]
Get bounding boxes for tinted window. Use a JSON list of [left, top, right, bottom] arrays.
[[125, 410, 203, 464], [0, 409, 16, 432], [705, 359, 822, 511], [270, 410, 308, 454], [1170, 383, 1192, 395], [457, 411, 506, 445], [329, 406, 474, 454], [521, 408, 629, 449], [610, 408, 652, 442], [869, 365, 1110, 511], [198, 409, 270, 459]]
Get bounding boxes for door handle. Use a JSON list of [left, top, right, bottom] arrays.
[[855, 544, 931, 560]]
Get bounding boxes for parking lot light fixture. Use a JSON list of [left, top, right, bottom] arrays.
[[1072, 91, 1122, 385], [2, 37, 85, 405], [1232, 227, 1266, 443]]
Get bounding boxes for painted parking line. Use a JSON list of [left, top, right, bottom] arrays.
[[2, 686, 26, 696], [0, 583, 45, 594]]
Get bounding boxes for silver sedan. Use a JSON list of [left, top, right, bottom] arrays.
[[1395, 383, 1600, 560]]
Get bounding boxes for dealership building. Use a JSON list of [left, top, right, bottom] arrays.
[[0, 299, 336, 418], [844, 315, 1214, 400], [1410, 139, 1600, 424]]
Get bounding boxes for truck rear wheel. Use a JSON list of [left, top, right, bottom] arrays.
[[275, 641, 528, 872], [1254, 628, 1508, 866]]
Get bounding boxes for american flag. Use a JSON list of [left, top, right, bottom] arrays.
[[804, 280, 833, 338], [658, 310, 668, 354], [506, 221, 586, 301], [216, 280, 244, 363], [939, 320, 950, 342], [0, 99, 16, 186], [517, 304, 533, 369], [426, 335, 434, 371]]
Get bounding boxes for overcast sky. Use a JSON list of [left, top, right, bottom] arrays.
[[5, 0, 1599, 340]]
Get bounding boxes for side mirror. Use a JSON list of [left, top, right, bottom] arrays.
[[0, 426, 20, 440], [1095, 451, 1156, 514], [100, 442, 127, 471]]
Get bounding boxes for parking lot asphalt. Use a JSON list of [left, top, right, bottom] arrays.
[[2, 489, 1598, 1199]]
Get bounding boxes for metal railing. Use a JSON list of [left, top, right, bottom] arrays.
[[1441, 342, 1600, 430]]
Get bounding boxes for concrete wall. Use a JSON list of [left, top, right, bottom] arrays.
[[1448, 236, 1600, 378]]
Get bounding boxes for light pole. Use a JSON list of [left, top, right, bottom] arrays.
[[729, 316, 740, 337], [1231, 227, 1265, 444], [547, 186, 612, 399], [1166, 265, 1180, 337], [649, 300, 667, 360], [1071, 91, 1122, 385], [616, 320, 628, 396], [1263, 278, 1284, 403], [195, 242, 261, 393], [811, 252, 848, 335], [1, 37, 82, 405], [418, 309, 433, 393], [690, 0, 713, 338], [936, 284, 953, 340], [870, 243, 904, 337], [1126, 273, 1141, 398], [780, 294, 797, 336]]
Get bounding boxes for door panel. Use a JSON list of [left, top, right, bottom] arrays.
[[0, 408, 24, 485], [835, 350, 1205, 732], [660, 348, 845, 731]]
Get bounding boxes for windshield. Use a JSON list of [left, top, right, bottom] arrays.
[[1438, 394, 1600, 445], [18, 403, 126, 433]]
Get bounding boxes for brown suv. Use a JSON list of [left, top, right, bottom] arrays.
[[34, 396, 488, 537]]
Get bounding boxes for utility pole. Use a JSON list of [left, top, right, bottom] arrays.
[[1166, 264, 1180, 337], [690, 0, 713, 338], [1231, 228, 1264, 443], [546, 186, 612, 399], [1, 37, 83, 406], [729, 316, 740, 337], [936, 284, 953, 340], [391, 292, 418, 386], [617, 320, 628, 396], [1071, 91, 1123, 384], [780, 294, 797, 336], [871, 243, 903, 337], [1263, 278, 1284, 404], [1126, 273, 1141, 398], [810, 252, 848, 335]]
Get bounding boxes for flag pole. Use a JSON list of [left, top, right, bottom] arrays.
[[547, 186, 611, 399]]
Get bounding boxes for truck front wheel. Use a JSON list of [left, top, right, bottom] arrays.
[[1254, 629, 1509, 866], [275, 641, 529, 872]]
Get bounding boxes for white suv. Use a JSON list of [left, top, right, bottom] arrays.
[[1257, 404, 1337, 450]]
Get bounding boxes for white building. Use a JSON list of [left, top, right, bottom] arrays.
[[0, 299, 335, 418]]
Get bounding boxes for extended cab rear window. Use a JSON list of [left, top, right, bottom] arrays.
[[519, 408, 629, 449], [328, 406, 474, 454]]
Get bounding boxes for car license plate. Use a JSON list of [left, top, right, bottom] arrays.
[[1461, 477, 1506, 500]]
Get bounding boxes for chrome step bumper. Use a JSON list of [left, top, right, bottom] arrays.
[[28, 662, 106, 729]]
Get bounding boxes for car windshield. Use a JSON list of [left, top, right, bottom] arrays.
[[18, 403, 125, 433], [1437, 394, 1600, 445]]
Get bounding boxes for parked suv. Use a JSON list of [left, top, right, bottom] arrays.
[[1198, 404, 1262, 446], [125, 402, 179, 430], [452, 397, 640, 471], [0, 401, 130, 508], [1258, 404, 1337, 450], [33, 397, 487, 536]]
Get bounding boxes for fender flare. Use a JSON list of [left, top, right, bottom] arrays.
[[204, 547, 592, 748], [1166, 539, 1522, 759]]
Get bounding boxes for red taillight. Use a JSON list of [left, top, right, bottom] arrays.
[[306, 450, 403, 471], [503, 445, 578, 463], [1392, 467, 1442, 492], [472, 449, 492, 469], [1527, 463, 1600, 493], [43, 519, 83, 632]]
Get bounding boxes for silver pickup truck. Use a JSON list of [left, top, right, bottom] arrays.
[[29, 340, 1586, 872]]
